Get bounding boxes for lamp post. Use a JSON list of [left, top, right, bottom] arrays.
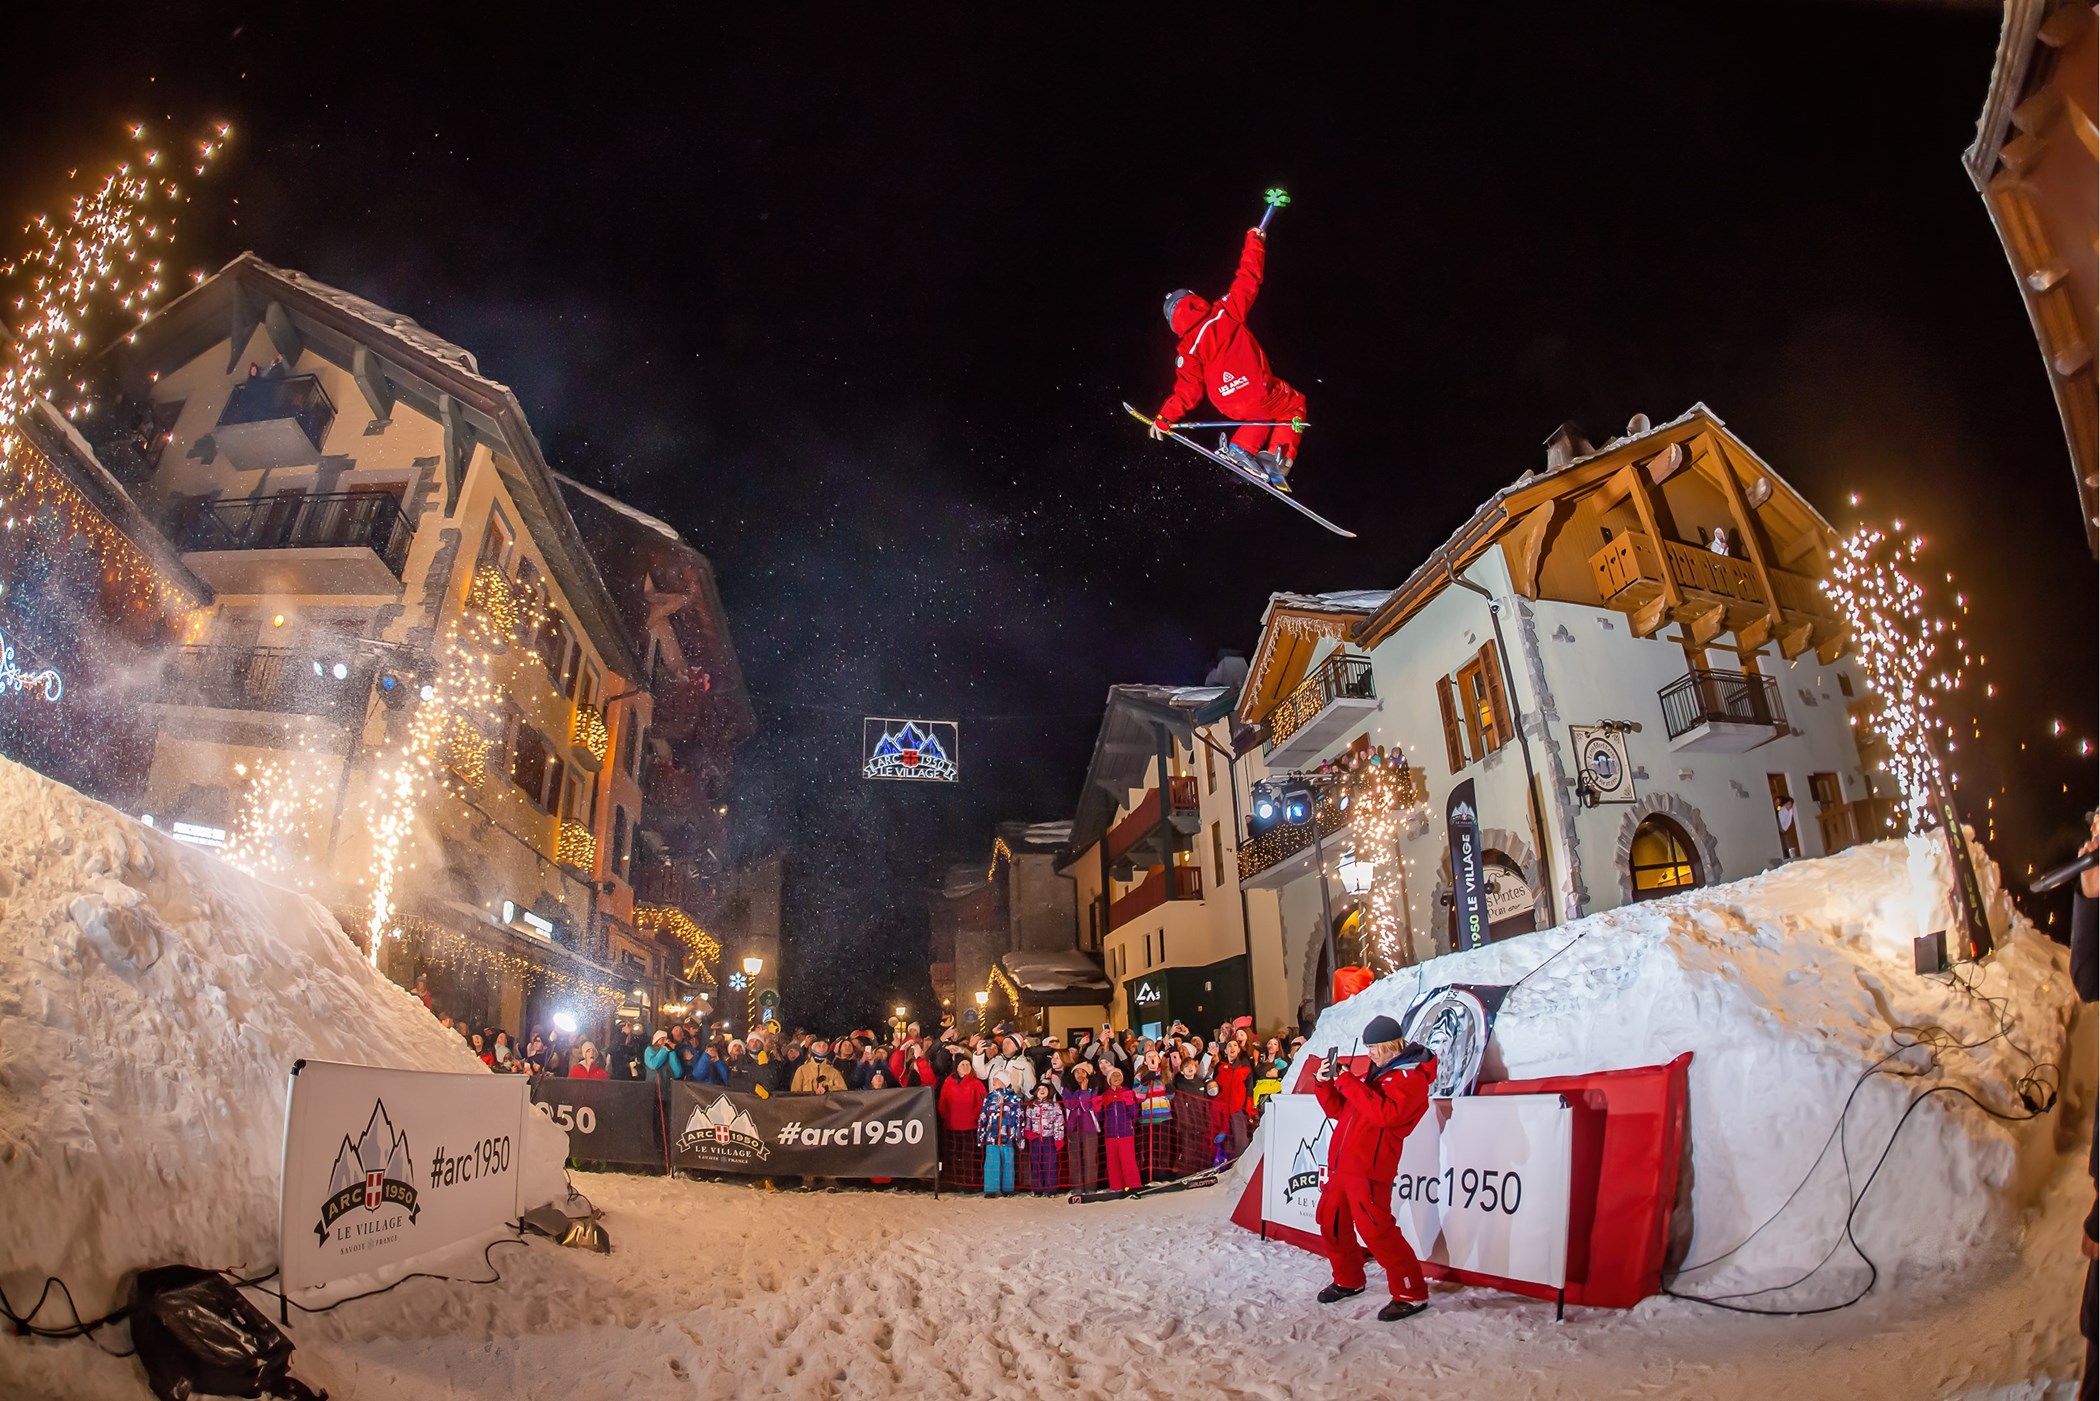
[[974, 988, 989, 1029], [890, 1003, 909, 1043], [742, 954, 763, 1034], [1282, 781, 1338, 1010]]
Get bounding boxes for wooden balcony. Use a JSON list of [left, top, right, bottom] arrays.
[[1104, 775, 1202, 869], [1590, 530, 1841, 658], [1261, 654, 1378, 766], [1107, 865, 1202, 933]]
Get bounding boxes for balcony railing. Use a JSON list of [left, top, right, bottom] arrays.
[[179, 490, 412, 578], [1237, 792, 1347, 885], [1659, 668, 1786, 743], [557, 818, 597, 872], [572, 703, 609, 765], [1262, 654, 1378, 764], [213, 375, 336, 471], [1104, 775, 1204, 868], [1107, 864, 1203, 934], [156, 645, 372, 720], [1591, 531, 1835, 623]]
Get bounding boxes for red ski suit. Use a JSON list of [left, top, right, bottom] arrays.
[[1312, 1055, 1437, 1302], [1155, 229, 1306, 462]]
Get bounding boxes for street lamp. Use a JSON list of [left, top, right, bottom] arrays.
[[890, 1003, 909, 1042], [742, 955, 763, 1032]]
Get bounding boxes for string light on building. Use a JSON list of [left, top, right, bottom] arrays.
[[0, 625, 61, 700], [1822, 524, 1966, 832], [394, 915, 625, 1014], [986, 835, 1014, 882], [634, 903, 719, 985]]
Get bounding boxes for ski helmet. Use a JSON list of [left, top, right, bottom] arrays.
[[1163, 289, 1195, 326]]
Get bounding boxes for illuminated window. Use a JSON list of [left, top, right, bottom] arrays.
[[1629, 816, 1701, 900]]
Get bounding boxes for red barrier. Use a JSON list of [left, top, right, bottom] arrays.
[[1231, 1053, 1693, 1309], [940, 1090, 1254, 1194]]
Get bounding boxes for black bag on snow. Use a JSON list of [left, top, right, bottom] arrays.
[[128, 1264, 325, 1401]]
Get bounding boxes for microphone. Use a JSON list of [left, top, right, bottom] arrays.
[[2030, 850, 2098, 894]]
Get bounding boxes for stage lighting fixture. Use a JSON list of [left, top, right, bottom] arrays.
[[1254, 795, 1277, 822], [1284, 795, 1311, 823]]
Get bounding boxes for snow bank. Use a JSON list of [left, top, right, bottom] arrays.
[[0, 758, 568, 1315], [1303, 835, 2085, 1296]]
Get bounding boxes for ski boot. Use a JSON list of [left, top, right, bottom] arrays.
[[1217, 434, 1266, 480], [1377, 1298, 1430, 1323], [1316, 1284, 1366, 1304], [1257, 450, 1294, 492]]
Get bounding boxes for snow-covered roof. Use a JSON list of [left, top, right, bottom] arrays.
[[1000, 950, 1110, 995], [1265, 588, 1395, 617], [555, 472, 682, 543]]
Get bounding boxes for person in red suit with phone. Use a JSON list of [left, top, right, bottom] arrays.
[[1312, 1014, 1438, 1322]]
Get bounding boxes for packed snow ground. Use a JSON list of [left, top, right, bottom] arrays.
[[0, 752, 2091, 1398], [4, 1168, 2088, 1400]]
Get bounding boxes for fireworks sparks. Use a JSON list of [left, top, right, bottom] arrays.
[[0, 123, 228, 473], [223, 748, 331, 887], [1822, 525, 1966, 832]]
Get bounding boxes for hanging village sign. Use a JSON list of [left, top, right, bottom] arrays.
[[862, 718, 961, 782]]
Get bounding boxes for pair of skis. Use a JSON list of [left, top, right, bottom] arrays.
[[1069, 1168, 1222, 1204]]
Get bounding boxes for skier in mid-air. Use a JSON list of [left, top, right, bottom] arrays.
[[1151, 219, 1307, 488]]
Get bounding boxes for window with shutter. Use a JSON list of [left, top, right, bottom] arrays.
[[1478, 641, 1513, 752], [1436, 675, 1466, 772], [1456, 659, 1489, 758]]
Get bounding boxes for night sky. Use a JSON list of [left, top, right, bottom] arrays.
[[5, 5, 2092, 1028]]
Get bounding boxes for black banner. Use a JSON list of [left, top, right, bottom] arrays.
[[670, 1085, 938, 1180], [529, 1077, 667, 1170], [1447, 779, 1490, 951]]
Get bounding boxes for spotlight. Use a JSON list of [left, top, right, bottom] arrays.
[[419, 684, 436, 702], [331, 662, 349, 680], [1254, 796, 1277, 822], [1284, 796, 1311, 823]]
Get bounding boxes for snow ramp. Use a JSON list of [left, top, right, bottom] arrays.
[[1300, 835, 2088, 1298], [0, 757, 568, 1315]]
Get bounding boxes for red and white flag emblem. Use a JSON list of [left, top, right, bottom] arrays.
[[364, 1169, 386, 1211]]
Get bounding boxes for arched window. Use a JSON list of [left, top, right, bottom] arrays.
[[1629, 815, 1702, 900]]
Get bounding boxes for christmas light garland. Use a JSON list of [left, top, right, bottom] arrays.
[[634, 903, 720, 984], [393, 914, 626, 1015]]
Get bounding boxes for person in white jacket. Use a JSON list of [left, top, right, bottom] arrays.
[[973, 1035, 1036, 1097]]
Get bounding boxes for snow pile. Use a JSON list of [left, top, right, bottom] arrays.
[[1304, 834, 2085, 1296], [0, 757, 568, 1315]]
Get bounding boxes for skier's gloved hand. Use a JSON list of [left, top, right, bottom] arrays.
[[1148, 419, 1173, 442]]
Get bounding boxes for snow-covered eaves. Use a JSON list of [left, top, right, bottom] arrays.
[[999, 950, 1110, 1000], [1061, 683, 1239, 868], [1263, 588, 1394, 618], [555, 473, 682, 543]]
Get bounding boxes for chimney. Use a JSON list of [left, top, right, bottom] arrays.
[[1543, 420, 1594, 471]]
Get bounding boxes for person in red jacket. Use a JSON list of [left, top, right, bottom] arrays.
[[1152, 223, 1306, 487], [567, 1041, 609, 1079], [937, 1059, 990, 1191], [1312, 1014, 1438, 1323]]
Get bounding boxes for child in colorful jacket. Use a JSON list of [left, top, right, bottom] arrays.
[[976, 1074, 1026, 1196], [1097, 1066, 1143, 1194], [1024, 1083, 1067, 1197]]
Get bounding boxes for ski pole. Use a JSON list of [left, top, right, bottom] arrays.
[[1257, 186, 1290, 232], [1165, 417, 1310, 432]]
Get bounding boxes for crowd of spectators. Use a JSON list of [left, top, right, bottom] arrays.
[[410, 970, 1306, 1197]]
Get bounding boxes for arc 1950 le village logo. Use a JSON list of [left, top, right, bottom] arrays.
[[675, 1095, 769, 1167], [316, 1099, 420, 1246], [1284, 1116, 1333, 1209]]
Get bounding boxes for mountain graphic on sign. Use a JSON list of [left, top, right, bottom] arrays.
[[1290, 1118, 1332, 1181], [326, 1098, 413, 1198], [864, 720, 959, 782], [683, 1096, 762, 1143]]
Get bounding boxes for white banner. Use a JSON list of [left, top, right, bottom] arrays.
[[279, 1061, 530, 1293], [1259, 1091, 1573, 1291]]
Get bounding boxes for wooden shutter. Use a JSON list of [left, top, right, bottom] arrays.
[[1478, 642, 1513, 752], [1436, 674, 1466, 772]]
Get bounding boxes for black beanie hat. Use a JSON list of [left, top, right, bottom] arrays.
[[1362, 1014, 1404, 1044]]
